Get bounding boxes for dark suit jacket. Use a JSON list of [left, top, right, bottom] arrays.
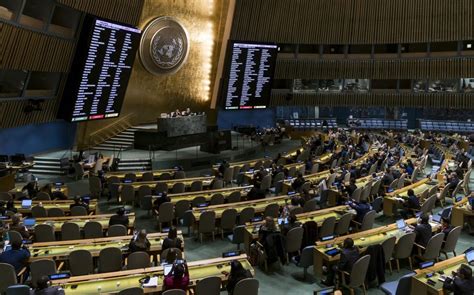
[[33, 287, 65, 295], [338, 247, 360, 272], [443, 277, 474, 295], [108, 214, 129, 227], [414, 223, 432, 247]]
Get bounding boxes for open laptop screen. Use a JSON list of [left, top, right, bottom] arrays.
[[396, 219, 406, 229]]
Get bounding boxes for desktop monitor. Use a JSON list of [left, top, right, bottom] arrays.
[[396, 219, 406, 230]]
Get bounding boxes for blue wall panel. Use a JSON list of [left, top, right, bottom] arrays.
[[0, 121, 76, 155], [217, 109, 276, 130]]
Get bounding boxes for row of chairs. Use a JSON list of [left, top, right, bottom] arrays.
[[111, 170, 186, 183], [0, 192, 54, 202], [28, 205, 88, 218], [8, 223, 129, 243]]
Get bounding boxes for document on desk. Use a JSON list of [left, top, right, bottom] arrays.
[[142, 276, 158, 288]]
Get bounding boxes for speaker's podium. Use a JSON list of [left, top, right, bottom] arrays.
[[134, 114, 231, 154]]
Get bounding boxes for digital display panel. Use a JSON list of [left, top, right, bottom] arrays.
[[223, 42, 278, 110], [59, 16, 141, 122]]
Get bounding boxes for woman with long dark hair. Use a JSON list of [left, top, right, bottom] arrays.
[[226, 260, 252, 294]]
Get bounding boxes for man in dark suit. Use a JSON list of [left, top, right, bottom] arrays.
[[400, 189, 420, 218], [33, 275, 65, 295], [0, 239, 30, 273], [443, 264, 474, 295], [414, 214, 432, 248], [322, 238, 360, 286], [382, 168, 394, 187], [69, 196, 89, 211], [349, 199, 371, 223], [108, 207, 129, 227]]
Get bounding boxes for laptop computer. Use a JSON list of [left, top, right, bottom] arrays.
[[432, 214, 442, 223], [24, 218, 36, 228], [466, 250, 474, 264], [396, 219, 406, 230], [21, 200, 32, 209], [163, 264, 173, 276]]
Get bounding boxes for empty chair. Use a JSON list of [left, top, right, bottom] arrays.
[[5, 285, 31, 295], [358, 210, 376, 231], [162, 290, 185, 295], [198, 211, 216, 243], [157, 202, 174, 231], [211, 179, 224, 190], [89, 176, 102, 199], [195, 276, 222, 295], [47, 207, 64, 217], [318, 216, 336, 238], [35, 224, 55, 242], [303, 198, 317, 212], [227, 191, 241, 203], [0, 263, 17, 294], [139, 195, 153, 216], [69, 249, 94, 276], [190, 181, 203, 192], [260, 175, 272, 191], [223, 167, 234, 186], [441, 226, 462, 259], [159, 172, 172, 180], [142, 172, 154, 181], [174, 200, 190, 223], [233, 278, 259, 295], [108, 224, 128, 237], [335, 213, 353, 236], [292, 246, 315, 282], [285, 227, 304, 261], [415, 233, 444, 262], [381, 236, 396, 274], [138, 185, 152, 202], [30, 259, 57, 287], [35, 192, 51, 201], [360, 184, 372, 202], [192, 196, 207, 207], [61, 223, 81, 241], [171, 182, 185, 194], [182, 210, 195, 236], [127, 251, 151, 269], [0, 192, 12, 201], [339, 255, 371, 295], [174, 170, 186, 179], [154, 182, 168, 194], [351, 187, 362, 202], [380, 272, 416, 295], [121, 185, 135, 205], [83, 221, 103, 239], [239, 207, 255, 225], [210, 193, 225, 205], [393, 232, 416, 271], [371, 196, 383, 213], [370, 179, 382, 199], [70, 206, 88, 216], [31, 206, 47, 218], [263, 203, 279, 218], [98, 247, 123, 273], [220, 208, 237, 238], [124, 173, 136, 182], [231, 225, 246, 249], [311, 163, 319, 174], [118, 287, 144, 295]]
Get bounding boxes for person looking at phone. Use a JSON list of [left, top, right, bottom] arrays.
[[163, 261, 190, 291]]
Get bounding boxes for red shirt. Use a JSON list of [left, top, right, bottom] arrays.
[[163, 275, 190, 291]]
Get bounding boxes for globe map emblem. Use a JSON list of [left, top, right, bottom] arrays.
[[139, 17, 190, 76]]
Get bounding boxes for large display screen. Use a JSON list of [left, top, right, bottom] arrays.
[[58, 16, 141, 122], [223, 42, 278, 110]]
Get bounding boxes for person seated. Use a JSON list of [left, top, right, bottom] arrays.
[[8, 214, 30, 239], [382, 168, 394, 187], [282, 197, 301, 218], [153, 192, 171, 212], [443, 264, 474, 294], [446, 172, 460, 193], [0, 239, 30, 273], [439, 217, 454, 241], [348, 199, 371, 224], [414, 214, 432, 249], [172, 109, 181, 117], [225, 260, 253, 295], [6, 200, 17, 213], [162, 248, 178, 265], [322, 238, 360, 286], [163, 261, 190, 291], [33, 275, 65, 295], [69, 196, 88, 211], [162, 227, 183, 251], [258, 216, 278, 243], [128, 229, 151, 253], [291, 172, 306, 192], [280, 215, 301, 236], [343, 178, 357, 198], [108, 207, 129, 227], [399, 189, 420, 218]]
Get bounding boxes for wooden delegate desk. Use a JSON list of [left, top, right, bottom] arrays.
[[411, 255, 473, 295], [0, 171, 15, 192], [15, 200, 97, 215], [54, 255, 254, 294], [383, 178, 438, 217], [243, 205, 352, 254], [313, 218, 441, 277], [165, 186, 253, 204], [212, 158, 266, 172], [191, 194, 293, 222], [451, 197, 474, 227], [120, 176, 214, 192], [28, 232, 180, 262], [106, 169, 178, 181], [9, 183, 69, 199], [3, 214, 135, 234]]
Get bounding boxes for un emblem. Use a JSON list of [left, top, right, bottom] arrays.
[[139, 17, 190, 75]]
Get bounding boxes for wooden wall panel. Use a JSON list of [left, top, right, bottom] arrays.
[[274, 58, 474, 79], [270, 92, 474, 109], [57, 0, 144, 26], [231, 0, 474, 44]]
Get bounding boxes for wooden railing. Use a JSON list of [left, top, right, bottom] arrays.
[[86, 113, 135, 149]]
